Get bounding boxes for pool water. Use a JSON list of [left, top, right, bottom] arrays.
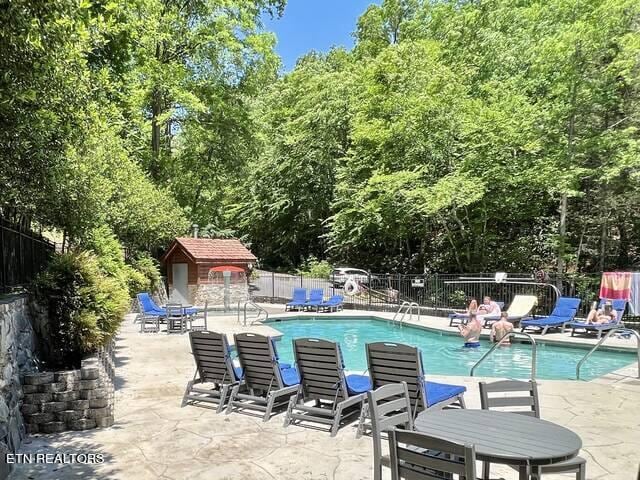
[[268, 317, 636, 381]]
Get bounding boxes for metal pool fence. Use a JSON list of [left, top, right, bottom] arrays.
[[250, 271, 639, 327], [0, 216, 56, 293]]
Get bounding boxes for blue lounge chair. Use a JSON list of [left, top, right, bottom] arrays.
[[304, 288, 325, 311], [567, 299, 626, 339], [137, 292, 166, 316], [285, 288, 308, 311], [365, 342, 466, 416], [284, 338, 370, 436], [520, 297, 581, 335], [226, 333, 300, 421], [182, 331, 243, 413], [318, 295, 344, 312], [137, 292, 198, 321]]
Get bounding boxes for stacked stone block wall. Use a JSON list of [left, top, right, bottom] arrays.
[[0, 295, 116, 479], [20, 344, 115, 434]]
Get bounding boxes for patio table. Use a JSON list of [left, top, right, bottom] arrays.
[[414, 409, 582, 480], [161, 304, 197, 315]]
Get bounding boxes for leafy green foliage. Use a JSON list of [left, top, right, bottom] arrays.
[[2, 0, 639, 278], [33, 251, 129, 369], [128, 254, 163, 295], [82, 226, 163, 297], [232, 0, 640, 274], [296, 256, 334, 279]]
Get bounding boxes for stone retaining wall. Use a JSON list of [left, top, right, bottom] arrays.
[[20, 347, 115, 434], [0, 295, 116, 480], [0, 295, 39, 479]]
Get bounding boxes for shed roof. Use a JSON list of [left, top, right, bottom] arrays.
[[161, 237, 257, 264]]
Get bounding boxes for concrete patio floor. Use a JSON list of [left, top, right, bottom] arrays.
[[10, 307, 640, 480]]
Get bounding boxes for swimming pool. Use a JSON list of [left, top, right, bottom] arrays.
[[267, 316, 636, 381]]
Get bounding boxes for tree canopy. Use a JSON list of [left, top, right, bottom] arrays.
[[1, 0, 639, 274]]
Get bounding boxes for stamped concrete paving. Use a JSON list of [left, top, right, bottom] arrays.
[[10, 308, 640, 480]]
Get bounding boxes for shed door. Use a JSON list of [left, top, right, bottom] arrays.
[[170, 263, 189, 304]]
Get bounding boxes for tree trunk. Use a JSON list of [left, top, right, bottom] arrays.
[[150, 40, 165, 180], [599, 219, 607, 272], [558, 69, 579, 282], [151, 88, 162, 179], [557, 194, 568, 284]]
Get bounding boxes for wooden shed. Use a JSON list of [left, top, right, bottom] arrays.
[[161, 237, 257, 304]]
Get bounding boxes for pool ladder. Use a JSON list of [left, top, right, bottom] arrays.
[[576, 327, 640, 380], [470, 332, 538, 380], [393, 301, 420, 325], [237, 300, 269, 327]]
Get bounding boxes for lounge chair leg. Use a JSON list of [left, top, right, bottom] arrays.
[[225, 384, 240, 415], [283, 388, 299, 428], [181, 380, 194, 407], [541, 326, 548, 335], [217, 384, 230, 414], [263, 393, 276, 422], [577, 463, 586, 480], [457, 394, 466, 409], [330, 404, 343, 437], [355, 403, 369, 438]]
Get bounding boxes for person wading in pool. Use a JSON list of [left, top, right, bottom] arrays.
[[458, 313, 481, 348], [490, 312, 514, 345]]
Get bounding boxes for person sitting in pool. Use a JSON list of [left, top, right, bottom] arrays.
[[458, 313, 481, 348], [490, 312, 514, 344], [586, 301, 617, 324]]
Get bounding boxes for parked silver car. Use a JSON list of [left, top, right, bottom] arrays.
[[330, 267, 371, 288]]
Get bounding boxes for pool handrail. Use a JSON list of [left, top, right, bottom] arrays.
[[470, 332, 538, 380], [576, 327, 640, 380], [237, 300, 269, 326], [393, 301, 420, 325]]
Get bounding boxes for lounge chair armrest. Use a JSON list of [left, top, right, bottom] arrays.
[[340, 392, 366, 408], [273, 385, 300, 397]]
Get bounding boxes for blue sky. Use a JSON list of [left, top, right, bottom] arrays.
[[263, 0, 378, 71]]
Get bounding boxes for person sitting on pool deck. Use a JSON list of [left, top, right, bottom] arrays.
[[458, 313, 482, 348], [586, 300, 617, 324], [478, 295, 501, 316], [490, 312, 514, 344], [466, 298, 478, 314], [476, 295, 501, 326]]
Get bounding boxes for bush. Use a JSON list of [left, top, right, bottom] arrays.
[[33, 251, 129, 369], [448, 289, 467, 308], [296, 256, 333, 279], [125, 253, 163, 297], [82, 225, 162, 297]]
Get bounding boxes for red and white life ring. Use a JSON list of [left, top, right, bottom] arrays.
[[344, 278, 360, 296]]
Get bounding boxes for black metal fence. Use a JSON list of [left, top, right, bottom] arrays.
[[251, 271, 638, 323], [0, 217, 56, 293]]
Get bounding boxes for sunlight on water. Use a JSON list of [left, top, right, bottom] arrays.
[[268, 317, 635, 381]]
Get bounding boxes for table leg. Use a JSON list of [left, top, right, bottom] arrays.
[[529, 465, 542, 480], [518, 466, 529, 480]]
